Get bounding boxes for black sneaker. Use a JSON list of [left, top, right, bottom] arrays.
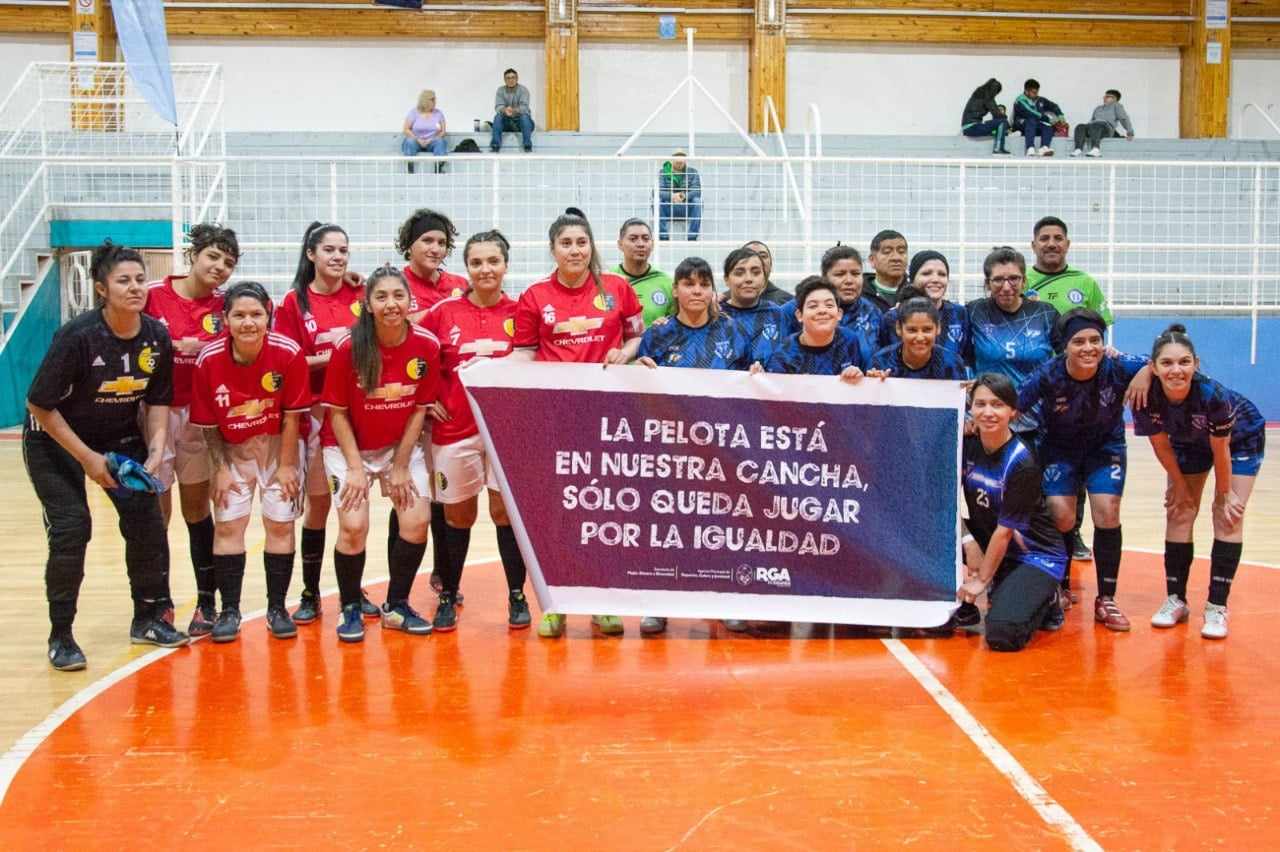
[[48, 632, 86, 671], [292, 591, 321, 625], [1071, 532, 1093, 561], [508, 591, 531, 629], [1040, 603, 1066, 632], [407, 161, 415, 174], [433, 592, 459, 632], [267, 606, 297, 639], [360, 590, 381, 619], [212, 608, 242, 643], [489, 145, 500, 153], [187, 595, 216, 641], [130, 616, 191, 648], [337, 603, 365, 643], [952, 602, 983, 634]]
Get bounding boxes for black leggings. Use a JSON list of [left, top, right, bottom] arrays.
[[23, 429, 171, 630], [985, 560, 1060, 652]]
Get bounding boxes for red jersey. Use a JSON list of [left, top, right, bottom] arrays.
[[422, 294, 517, 445], [273, 284, 364, 393], [190, 333, 312, 443], [320, 325, 441, 450], [144, 276, 225, 407], [404, 265, 468, 315], [513, 271, 644, 363]]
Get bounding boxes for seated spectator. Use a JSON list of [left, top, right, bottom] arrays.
[[1012, 79, 1064, 157], [1072, 89, 1135, 158], [491, 68, 534, 153], [659, 151, 702, 242], [862, 229, 909, 311], [741, 240, 791, 305], [961, 78, 1011, 156], [401, 89, 447, 174]]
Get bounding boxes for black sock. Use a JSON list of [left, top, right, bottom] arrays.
[[333, 550, 366, 608], [1207, 539, 1243, 606], [430, 503, 448, 574], [439, 525, 472, 593], [187, 516, 216, 597], [1093, 526, 1122, 598], [386, 536, 428, 605], [264, 551, 294, 609], [496, 524, 527, 593], [1165, 541, 1194, 601], [387, 509, 400, 568], [49, 602, 76, 634], [1060, 532, 1074, 590], [300, 526, 325, 596], [213, 552, 246, 611]]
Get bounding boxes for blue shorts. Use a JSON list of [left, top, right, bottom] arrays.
[[1040, 435, 1127, 497], [1173, 430, 1266, 477]]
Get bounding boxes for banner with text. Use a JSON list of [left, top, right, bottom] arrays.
[[462, 362, 964, 627]]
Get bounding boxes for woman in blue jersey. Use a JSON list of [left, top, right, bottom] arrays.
[[1135, 324, 1265, 640], [878, 250, 969, 356], [959, 373, 1068, 651], [635, 257, 753, 635], [760, 277, 871, 379], [720, 247, 786, 365], [1016, 309, 1151, 632], [869, 292, 969, 380], [779, 245, 882, 354]]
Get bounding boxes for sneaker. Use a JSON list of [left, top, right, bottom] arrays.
[[1071, 148, 1083, 157], [592, 614, 624, 636], [1040, 146, 1055, 157], [383, 600, 433, 635], [292, 592, 321, 625], [537, 612, 565, 638], [1071, 532, 1093, 561], [1058, 586, 1074, 613], [489, 145, 500, 153], [130, 616, 191, 648], [508, 591, 531, 629], [407, 161, 415, 174], [1151, 595, 1190, 628], [639, 616, 668, 635], [48, 632, 86, 671], [1040, 602, 1066, 632], [337, 603, 365, 643], [212, 608, 242, 643], [360, 590, 380, 619], [432, 593, 458, 633], [721, 619, 750, 633], [267, 606, 297, 639], [1093, 596, 1131, 632], [1025, 147, 1038, 157], [187, 596, 216, 641], [1087, 147, 1102, 158], [993, 147, 1012, 155], [522, 145, 533, 153], [952, 602, 983, 634], [1201, 603, 1229, 639]]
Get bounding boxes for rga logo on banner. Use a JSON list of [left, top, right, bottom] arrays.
[[735, 564, 792, 589]]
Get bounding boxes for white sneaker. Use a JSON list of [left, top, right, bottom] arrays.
[[639, 616, 667, 635], [1087, 147, 1102, 158], [1201, 603, 1229, 639], [1151, 595, 1191, 628], [1071, 148, 1083, 157], [1040, 145, 1055, 157]]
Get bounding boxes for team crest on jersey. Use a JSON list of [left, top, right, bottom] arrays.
[[1054, 396, 1069, 413], [350, 302, 362, 317], [436, 471, 449, 492], [449, 325, 462, 346], [593, 293, 615, 312], [1099, 387, 1117, 407], [947, 324, 964, 342], [406, 357, 427, 380], [1191, 414, 1208, 432], [261, 371, 283, 392], [503, 318, 515, 337], [542, 304, 556, 325], [138, 346, 157, 374], [1068, 289, 1084, 304], [450, 287, 464, 298], [201, 313, 222, 335], [651, 291, 669, 306], [762, 322, 779, 340]]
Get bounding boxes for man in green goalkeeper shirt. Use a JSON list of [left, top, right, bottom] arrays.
[[614, 217, 674, 327]]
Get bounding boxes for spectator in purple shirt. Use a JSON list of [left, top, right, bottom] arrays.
[[401, 89, 448, 174]]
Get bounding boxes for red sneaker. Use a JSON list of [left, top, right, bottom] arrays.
[[1094, 596, 1131, 632]]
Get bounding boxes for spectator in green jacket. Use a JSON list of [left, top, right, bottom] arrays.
[[614, 218, 674, 327]]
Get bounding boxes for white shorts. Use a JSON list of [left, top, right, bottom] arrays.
[[214, 434, 306, 524], [148, 405, 211, 488], [322, 444, 430, 503], [303, 411, 330, 497], [431, 434, 498, 504]]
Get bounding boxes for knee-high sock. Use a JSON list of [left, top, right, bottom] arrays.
[[333, 550, 365, 609], [1207, 539, 1242, 606], [187, 516, 216, 599], [387, 508, 400, 568], [430, 503, 448, 573], [438, 525, 472, 593], [496, 524, 527, 592], [213, 552, 246, 610], [386, 537, 428, 605], [300, 526, 325, 596], [1093, 526, 1122, 598], [1165, 541, 1194, 601], [264, 551, 294, 609], [1060, 532, 1074, 590]]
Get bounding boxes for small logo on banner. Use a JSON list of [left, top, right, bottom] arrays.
[[734, 565, 792, 589], [735, 565, 754, 587]]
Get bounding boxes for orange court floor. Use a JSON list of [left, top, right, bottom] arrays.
[[0, 433, 1277, 850]]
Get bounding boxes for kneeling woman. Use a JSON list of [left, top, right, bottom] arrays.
[[869, 292, 968, 380], [1135, 324, 1265, 640], [958, 374, 1068, 651], [322, 266, 442, 642], [190, 282, 311, 642], [423, 230, 531, 631]]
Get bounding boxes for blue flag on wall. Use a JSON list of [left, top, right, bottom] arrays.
[[111, 0, 177, 125]]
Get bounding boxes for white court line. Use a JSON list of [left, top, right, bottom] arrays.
[[881, 638, 1103, 852]]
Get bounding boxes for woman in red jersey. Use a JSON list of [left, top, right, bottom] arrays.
[[143, 223, 239, 636], [422, 230, 528, 632], [322, 266, 442, 643], [190, 281, 311, 643], [273, 221, 379, 623], [511, 210, 645, 638]]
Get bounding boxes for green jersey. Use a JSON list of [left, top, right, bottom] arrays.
[[614, 263, 674, 327], [1026, 265, 1113, 324]]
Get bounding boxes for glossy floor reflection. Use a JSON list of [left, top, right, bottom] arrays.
[[2, 552, 1278, 849]]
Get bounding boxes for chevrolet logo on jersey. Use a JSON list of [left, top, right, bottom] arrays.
[[554, 316, 604, 335], [460, 338, 511, 357], [98, 376, 150, 395], [229, 398, 275, 419], [370, 382, 416, 401]]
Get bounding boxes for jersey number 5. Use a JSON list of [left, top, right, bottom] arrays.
[[1004, 340, 1017, 360]]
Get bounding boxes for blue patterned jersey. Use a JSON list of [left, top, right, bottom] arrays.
[[964, 297, 1059, 431], [1018, 353, 1147, 447], [1133, 372, 1265, 450], [637, 314, 753, 370], [721, 299, 786, 364], [763, 327, 872, 376], [870, 342, 970, 380], [780, 296, 882, 355], [878, 300, 970, 356]]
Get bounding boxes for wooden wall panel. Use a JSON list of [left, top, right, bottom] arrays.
[[545, 24, 579, 131], [786, 15, 1192, 46], [1233, 0, 1280, 15], [1235, 23, 1280, 46], [788, 0, 1191, 13], [162, 9, 542, 38], [749, 29, 786, 133], [0, 4, 66, 33], [578, 12, 752, 40], [1180, 0, 1230, 137]]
